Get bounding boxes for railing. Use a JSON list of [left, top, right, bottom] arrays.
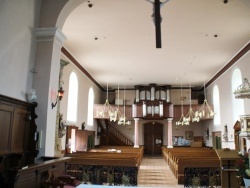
[[184, 167, 221, 187], [108, 124, 134, 146]]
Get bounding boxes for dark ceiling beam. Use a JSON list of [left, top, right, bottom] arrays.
[[61, 47, 105, 92], [205, 42, 250, 89]]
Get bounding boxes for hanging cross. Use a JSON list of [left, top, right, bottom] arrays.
[[146, 0, 170, 48]]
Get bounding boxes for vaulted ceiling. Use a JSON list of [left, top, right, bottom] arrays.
[[61, 0, 250, 90]]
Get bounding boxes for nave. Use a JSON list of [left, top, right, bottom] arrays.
[[77, 156, 183, 188], [137, 157, 183, 188]]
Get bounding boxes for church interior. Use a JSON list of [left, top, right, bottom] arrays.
[[0, 0, 250, 187]]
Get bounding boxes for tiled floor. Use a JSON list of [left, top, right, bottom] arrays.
[[138, 156, 184, 188]]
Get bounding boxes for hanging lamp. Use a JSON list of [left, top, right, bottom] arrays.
[[184, 83, 199, 124], [176, 82, 188, 125], [96, 75, 116, 120], [118, 85, 131, 125], [195, 81, 214, 119]]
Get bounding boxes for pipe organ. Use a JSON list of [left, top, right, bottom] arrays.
[[133, 84, 173, 119]]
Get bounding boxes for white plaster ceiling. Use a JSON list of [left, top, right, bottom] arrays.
[[62, 0, 250, 89]]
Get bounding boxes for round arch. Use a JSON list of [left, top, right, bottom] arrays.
[[38, 0, 87, 30], [56, 0, 87, 29], [35, 0, 87, 157]]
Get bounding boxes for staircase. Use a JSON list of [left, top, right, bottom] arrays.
[[96, 119, 134, 146]]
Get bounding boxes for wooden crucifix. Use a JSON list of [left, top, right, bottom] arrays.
[[146, 0, 170, 48]]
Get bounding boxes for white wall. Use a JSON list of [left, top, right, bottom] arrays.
[[205, 45, 250, 149], [0, 0, 40, 100], [60, 56, 103, 149]]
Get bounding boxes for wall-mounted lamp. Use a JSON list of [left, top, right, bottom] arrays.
[[52, 87, 64, 109]]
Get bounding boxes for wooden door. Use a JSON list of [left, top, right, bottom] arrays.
[[144, 122, 163, 155], [212, 131, 221, 149]]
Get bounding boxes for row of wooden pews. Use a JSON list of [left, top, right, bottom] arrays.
[[65, 146, 144, 186], [162, 146, 220, 184]]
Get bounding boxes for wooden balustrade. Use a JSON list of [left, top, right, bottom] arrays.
[[162, 147, 220, 184], [109, 125, 134, 146]]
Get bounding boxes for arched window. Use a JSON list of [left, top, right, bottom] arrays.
[[87, 87, 94, 126], [213, 85, 220, 125], [67, 72, 78, 122], [232, 68, 244, 122]]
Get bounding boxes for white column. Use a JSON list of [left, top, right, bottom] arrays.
[[167, 118, 173, 148], [33, 27, 66, 157], [134, 118, 140, 148]]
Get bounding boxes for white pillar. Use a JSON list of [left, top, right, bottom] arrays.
[[167, 118, 173, 148], [33, 27, 66, 157], [134, 118, 140, 148]]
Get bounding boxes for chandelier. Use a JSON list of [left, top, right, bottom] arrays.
[[96, 99, 117, 120], [176, 114, 189, 126], [184, 108, 199, 125], [194, 81, 214, 119], [117, 85, 131, 125], [96, 77, 117, 120], [234, 78, 250, 99], [184, 84, 200, 124], [195, 99, 214, 118], [117, 114, 131, 125], [176, 83, 189, 125]]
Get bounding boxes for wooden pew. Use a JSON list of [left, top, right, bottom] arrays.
[[162, 146, 220, 184], [68, 152, 140, 167], [167, 149, 217, 172], [82, 146, 144, 166], [65, 146, 143, 186], [8, 157, 71, 188], [44, 167, 81, 188], [177, 158, 220, 184]]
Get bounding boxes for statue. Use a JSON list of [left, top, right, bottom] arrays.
[[82, 122, 85, 130], [58, 113, 67, 138]]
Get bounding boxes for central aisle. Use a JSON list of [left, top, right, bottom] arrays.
[[138, 157, 183, 188]]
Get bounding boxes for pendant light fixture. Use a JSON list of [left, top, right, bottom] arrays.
[[195, 81, 214, 119], [96, 75, 116, 119], [184, 83, 199, 124], [118, 84, 131, 125], [176, 81, 188, 125], [110, 82, 119, 122]]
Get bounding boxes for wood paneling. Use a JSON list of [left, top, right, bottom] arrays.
[[8, 157, 70, 188], [66, 126, 95, 153], [11, 108, 29, 153], [0, 104, 13, 155], [0, 94, 38, 187]]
